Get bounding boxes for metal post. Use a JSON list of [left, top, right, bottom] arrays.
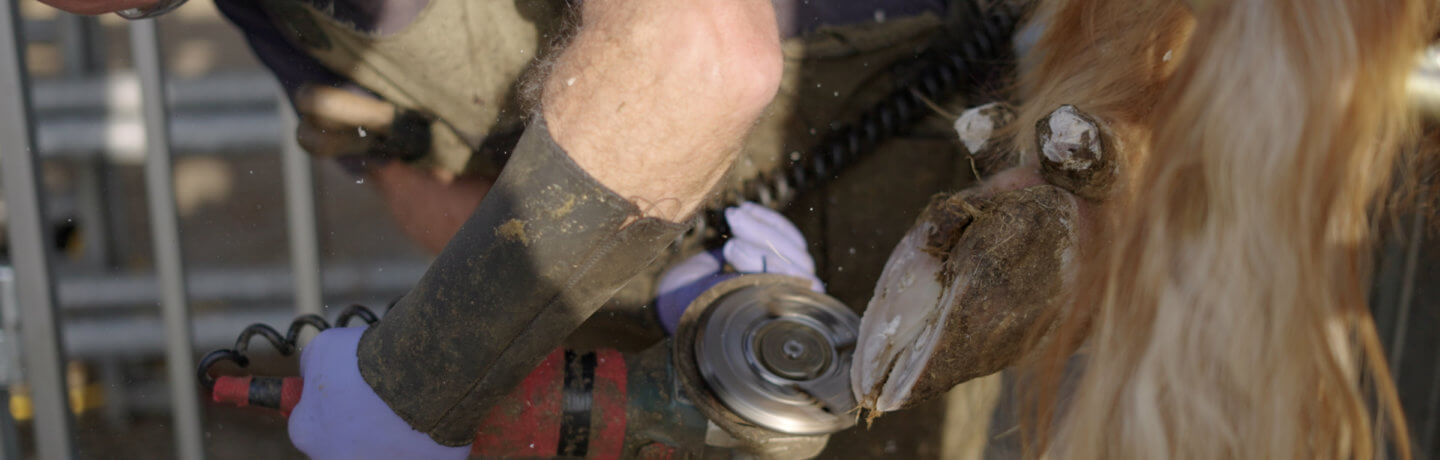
[[56, 14, 97, 75], [0, 2, 76, 459], [1387, 212, 1425, 372], [279, 95, 325, 317], [73, 158, 118, 270], [0, 269, 26, 460], [59, 13, 116, 272], [128, 19, 205, 460], [0, 387, 18, 460]]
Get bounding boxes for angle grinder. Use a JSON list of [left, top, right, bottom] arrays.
[[198, 274, 860, 458], [673, 274, 860, 457]]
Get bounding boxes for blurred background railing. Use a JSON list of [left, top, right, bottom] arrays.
[[0, 2, 433, 458]]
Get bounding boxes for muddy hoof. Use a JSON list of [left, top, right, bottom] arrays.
[[1035, 105, 1117, 200], [851, 185, 1076, 415], [954, 102, 1017, 177]]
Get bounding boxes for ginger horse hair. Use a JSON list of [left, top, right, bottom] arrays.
[[1019, 0, 1435, 457]]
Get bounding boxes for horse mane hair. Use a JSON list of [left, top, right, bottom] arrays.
[[1011, 0, 1435, 457]]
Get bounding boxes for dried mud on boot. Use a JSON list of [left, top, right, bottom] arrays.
[[852, 185, 1076, 416]]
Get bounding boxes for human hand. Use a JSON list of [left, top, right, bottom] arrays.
[[655, 202, 822, 334], [371, 163, 492, 254], [288, 327, 470, 460], [293, 85, 402, 159], [292, 84, 491, 253]]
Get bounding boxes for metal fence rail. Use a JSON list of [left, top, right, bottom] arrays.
[[33, 72, 287, 160], [0, 2, 76, 458], [280, 97, 325, 318], [130, 17, 204, 460], [0, 5, 334, 458]]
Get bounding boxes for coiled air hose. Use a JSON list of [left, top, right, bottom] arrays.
[[695, 1, 1026, 239], [196, 304, 381, 391]]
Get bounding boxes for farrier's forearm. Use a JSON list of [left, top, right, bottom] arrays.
[[357, 120, 687, 445], [543, 0, 783, 221], [354, 0, 784, 446]]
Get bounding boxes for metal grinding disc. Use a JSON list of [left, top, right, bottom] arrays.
[[694, 282, 860, 435]]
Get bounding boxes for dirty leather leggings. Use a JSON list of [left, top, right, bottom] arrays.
[[355, 119, 688, 446]]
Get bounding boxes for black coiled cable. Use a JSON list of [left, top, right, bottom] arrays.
[[197, 1, 1027, 390], [196, 304, 383, 390], [694, 1, 1025, 239]]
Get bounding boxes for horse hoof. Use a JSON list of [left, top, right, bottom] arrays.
[[852, 185, 1077, 415]]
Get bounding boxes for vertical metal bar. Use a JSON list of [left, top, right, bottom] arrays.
[[128, 19, 205, 460], [73, 159, 117, 270], [279, 95, 325, 317], [1388, 212, 1425, 372], [0, 387, 18, 460], [1422, 345, 1440, 458], [0, 2, 76, 459], [0, 268, 26, 460], [60, 12, 114, 272], [98, 358, 128, 429], [1379, 212, 1426, 460], [56, 14, 93, 75]]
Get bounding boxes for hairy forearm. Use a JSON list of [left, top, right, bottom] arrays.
[[542, 0, 783, 222], [349, 0, 783, 446]]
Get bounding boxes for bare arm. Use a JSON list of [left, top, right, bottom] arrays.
[[543, 0, 784, 221], [326, 0, 790, 449]]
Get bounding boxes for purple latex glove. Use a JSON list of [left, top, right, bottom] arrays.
[[288, 327, 470, 460], [656, 202, 823, 334]]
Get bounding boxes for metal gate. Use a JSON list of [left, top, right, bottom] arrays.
[[0, 2, 342, 458]]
